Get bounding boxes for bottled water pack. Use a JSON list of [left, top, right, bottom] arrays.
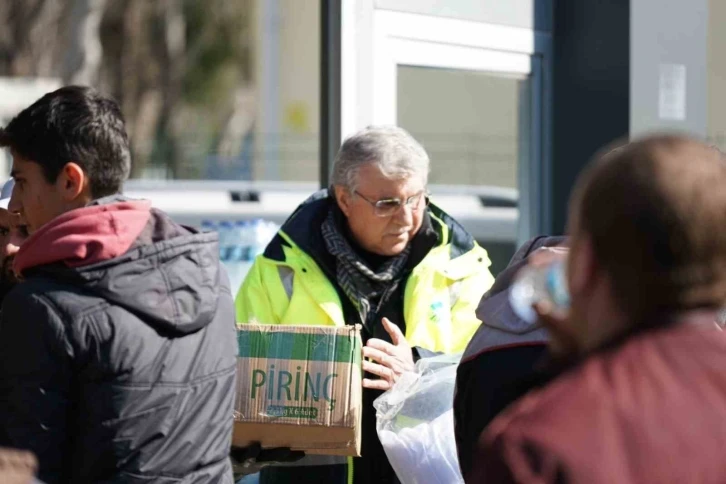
[[201, 219, 280, 296]]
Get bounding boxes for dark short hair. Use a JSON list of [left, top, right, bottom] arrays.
[[0, 85, 131, 198], [571, 134, 726, 322]]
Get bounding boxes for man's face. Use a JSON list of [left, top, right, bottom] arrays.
[[10, 153, 66, 234], [0, 208, 23, 285], [335, 163, 426, 256], [561, 204, 604, 354]]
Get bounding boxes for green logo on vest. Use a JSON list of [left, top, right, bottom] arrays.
[[430, 300, 446, 323]]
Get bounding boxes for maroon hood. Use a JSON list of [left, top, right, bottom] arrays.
[[13, 200, 152, 276]]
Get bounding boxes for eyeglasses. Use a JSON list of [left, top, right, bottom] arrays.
[[354, 190, 428, 217]]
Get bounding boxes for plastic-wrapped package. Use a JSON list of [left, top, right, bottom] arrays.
[[374, 354, 464, 484]]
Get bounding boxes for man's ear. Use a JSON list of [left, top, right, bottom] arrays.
[[334, 185, 352, 217], [57, 162, 89, 202], [569, 234, 597, 296]]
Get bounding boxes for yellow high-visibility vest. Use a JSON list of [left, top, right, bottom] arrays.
[[236, 206, 494, 354]]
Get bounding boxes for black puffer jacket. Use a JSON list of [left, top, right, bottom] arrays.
[[0, 205, 237, 483]]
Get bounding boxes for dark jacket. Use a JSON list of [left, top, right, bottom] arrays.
[[470, 315, 726, 484], [0, 200, 237, 483], [255, 192, 481, 484], [454, 236, 565, 480]]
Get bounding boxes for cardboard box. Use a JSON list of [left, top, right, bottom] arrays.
[[233, 324, 363, 456]]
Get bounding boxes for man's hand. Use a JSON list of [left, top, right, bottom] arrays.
[[527, 245, 569, 267], [230, 442, 305, 477], [527, 245, 580, 357], [0, 448, 37, 484], [534, 301, 579, 358], [362, 317, 414, 391]]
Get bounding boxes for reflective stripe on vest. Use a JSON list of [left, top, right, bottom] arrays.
[[449, 280, 462, 308], [278, 265, 294, 300]]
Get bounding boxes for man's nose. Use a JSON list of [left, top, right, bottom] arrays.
[[2, 241, 19, 258], [393, 203, 414, 226]]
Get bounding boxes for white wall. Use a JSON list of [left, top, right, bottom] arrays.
[[630, 0, 708, 137], [708, 0, 726, 148]]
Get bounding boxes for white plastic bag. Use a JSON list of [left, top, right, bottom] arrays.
[[374, 353, 464, 484]]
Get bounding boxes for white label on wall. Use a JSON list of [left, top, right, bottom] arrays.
[[658, 64, 686, 121]]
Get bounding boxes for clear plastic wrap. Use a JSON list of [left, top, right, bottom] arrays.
[[374, 353, 463, 484]]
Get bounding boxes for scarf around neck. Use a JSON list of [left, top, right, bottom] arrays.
[[321, 209, 411, 326]]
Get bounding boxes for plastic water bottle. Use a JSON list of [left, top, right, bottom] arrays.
[[224, 221, 248, 293], [247, 219, 263, 259], [200, 219, 216, 234], [509, 259, 570, 324], [217, 221, 234, 262], [232, 221, 249, 262]]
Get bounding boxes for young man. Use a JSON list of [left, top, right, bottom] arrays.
[[0, 86, 238, 483], [470, 135, 726, 483]]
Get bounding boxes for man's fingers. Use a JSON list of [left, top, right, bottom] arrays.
[[534, 301, 567, 332], [365, 338, 397, 356], [363, 360, 396, 380], [381, 317, 405, 345], [0, 448, 37, 476], [534, 301, 578, 356], [363, 345, 391, 366], [257, 447, 305, 463], [230, 442, 261, 462], [529, 246, 569, 268], [362, 377, 392, 391], [0, 449, 36, 469]]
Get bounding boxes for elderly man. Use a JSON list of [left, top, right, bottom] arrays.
[[236, 126, 495, 484], [470, 135, 726, 483]]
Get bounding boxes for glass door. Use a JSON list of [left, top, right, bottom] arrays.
[[396, 66, 529, 273], [341, 8, 550, 273]]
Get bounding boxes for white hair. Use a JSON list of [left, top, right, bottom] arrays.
[[331, 126, 430, 192]]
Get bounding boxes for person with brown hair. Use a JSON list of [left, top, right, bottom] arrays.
[[469, 134, 726, 483]]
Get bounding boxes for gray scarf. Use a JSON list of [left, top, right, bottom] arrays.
[[321, 209, 411, 325]]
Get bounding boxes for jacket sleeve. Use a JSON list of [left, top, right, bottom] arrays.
[[235, 257, 283, 325], [0, 290, 73, 484]]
